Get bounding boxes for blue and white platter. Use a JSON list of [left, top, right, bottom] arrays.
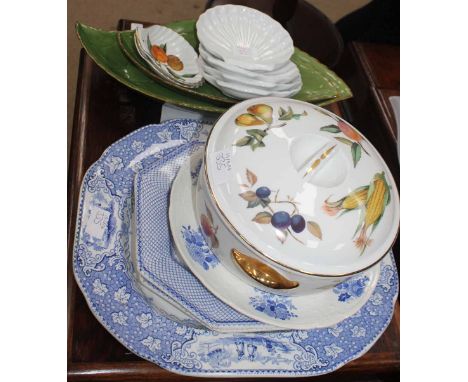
[[134, 142, 277, 332], [73, 119, 399, 377]]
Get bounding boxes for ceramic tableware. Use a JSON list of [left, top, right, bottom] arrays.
[[129, 207, 205, 328], [134, 26, 204, 88], [196, 97, 400, 296], [196, 5, 294, 71], [202, 71, 302, 100], [196, 6, 303, 99], [77, 22, 352, 109], [134, 142, 278, 333], [73, 119, 399, 377], [199, 57, 302, 92], [198, 43, 301, 83], [169, 146, 385, 329]]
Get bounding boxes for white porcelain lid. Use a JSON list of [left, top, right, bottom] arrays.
[[205, 97, 399, 276]]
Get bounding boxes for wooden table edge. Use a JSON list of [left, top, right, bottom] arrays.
[[68, 49, 92, 363]]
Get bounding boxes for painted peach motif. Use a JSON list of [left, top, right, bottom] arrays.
[[151, 45, 168, 63], [200, 206, 219, 248], [167, 55, 184, 71], [338, 120, 362, 142]]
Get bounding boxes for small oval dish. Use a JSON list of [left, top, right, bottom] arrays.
[[135, 25, 203, 88], [196, 5, 294, 71], [196, 97, 400, 296]]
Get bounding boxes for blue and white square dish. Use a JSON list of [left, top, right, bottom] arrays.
[[73, 119, 399, 378], [134, 142, 277, 332]]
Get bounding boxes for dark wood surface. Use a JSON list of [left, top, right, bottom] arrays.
[[68, 20, 400, 381], [338, 42, 399, 148]]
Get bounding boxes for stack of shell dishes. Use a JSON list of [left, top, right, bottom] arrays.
[[134, 25, 204, 88], [196, 5, 302, 99]]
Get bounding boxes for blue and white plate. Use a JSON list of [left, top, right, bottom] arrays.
[[134, 142, 277, 333], [73, 119, 399, 377], [168, 146, 385, 330]]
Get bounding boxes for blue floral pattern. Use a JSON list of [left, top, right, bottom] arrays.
[[249, 288, 298, 320], [181, 226, 219, 270], [72, 119, 399, 378], [333, 275, 370, 302]]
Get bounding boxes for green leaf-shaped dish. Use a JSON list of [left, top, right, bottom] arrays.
[[76, 21, 352, 112]]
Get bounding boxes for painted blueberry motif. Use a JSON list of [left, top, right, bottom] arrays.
[[256, 186, 271, 199], [239, 169, 323, 243], [271, 211, 291, 230], [290, 215, 306, 233]]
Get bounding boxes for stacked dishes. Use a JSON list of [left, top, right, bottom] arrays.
[[73, 99, 399, 377], [134, 25, 204, 88], [196, 5, 302, 99]]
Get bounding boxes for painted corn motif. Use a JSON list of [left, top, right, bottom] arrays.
[[234, 104, 307, 151], [323, 172, 391, 254], [239, 169, 322, 244]]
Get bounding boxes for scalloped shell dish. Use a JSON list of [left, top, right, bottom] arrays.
[[196, 5, 294, 71]]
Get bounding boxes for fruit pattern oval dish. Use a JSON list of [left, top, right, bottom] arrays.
[[134, 25, 204, 88], [198, 97, 400, 295], [72, 119, 399, 377]]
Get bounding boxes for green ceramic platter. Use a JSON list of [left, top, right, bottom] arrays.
[[76, 22, 352, 112]]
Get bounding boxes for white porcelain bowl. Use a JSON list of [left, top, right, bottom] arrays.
[[195, 97, 400, 296], [196, 5, 294, 71]]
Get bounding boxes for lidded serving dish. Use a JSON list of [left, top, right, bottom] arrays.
[[195, 97, 399, 296]]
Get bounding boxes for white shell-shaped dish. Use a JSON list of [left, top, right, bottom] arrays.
[[200, 57, 302, 91], [196, 5, 294, 71], [198, 44, 300, 83], [135, 26, 203, 87], [204, 97, 400, 276], [203, 71, 302, 99]]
